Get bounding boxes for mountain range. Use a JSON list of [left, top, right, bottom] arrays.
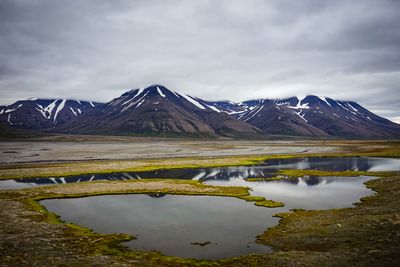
[[1, 84, 399, 139]]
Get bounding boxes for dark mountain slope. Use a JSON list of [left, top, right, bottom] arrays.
[[58, 85, 262, 137], [212, 95, 400, 138], [0, 99, 100, 130], [1, 88, 399, 139]]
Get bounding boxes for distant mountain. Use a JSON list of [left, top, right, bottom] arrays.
[[1, 87, 399, 139], [0, 98, 100, 130], [56, 85, 262, 137], [212, 95, 400, 138]]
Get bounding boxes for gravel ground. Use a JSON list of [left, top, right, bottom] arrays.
[[0, 136, 344, 164]]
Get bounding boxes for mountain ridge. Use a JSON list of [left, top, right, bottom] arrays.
[[1, 85, 399, 139], [0, 98, 102, 129], [53, 85, 262, 138], [211, 95, 400, 138]]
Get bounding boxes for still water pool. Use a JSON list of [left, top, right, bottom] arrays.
[[1, 156, 398, 189], [42, 195, 278, 259], [41, 174, 376, 259]]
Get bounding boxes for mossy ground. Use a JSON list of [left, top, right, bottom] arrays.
[[1, 140, 400, 266], [3, 171, 398, 266]]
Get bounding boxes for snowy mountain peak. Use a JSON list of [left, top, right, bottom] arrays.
[[116, 85, 227, 113], [1, 89, 399, 138], [209, 94, 400, 138], [0, 98, 100, 128]]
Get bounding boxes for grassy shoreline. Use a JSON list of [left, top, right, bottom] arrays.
[[21, 179, 284, 208]]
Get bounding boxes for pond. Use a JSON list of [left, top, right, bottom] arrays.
[[1, 156, 399, 189], [41, 174, 376, 259], [42, 195, 279, 259]]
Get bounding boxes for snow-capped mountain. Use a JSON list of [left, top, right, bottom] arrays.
[[212, 95, 400, 138], [1, 87, 399, 138], [56, 85, 262, 137], [0, 98, 101, 129]]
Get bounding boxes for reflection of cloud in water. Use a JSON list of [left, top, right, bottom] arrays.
[[206, 176, 376, 210], [368, 158, 400, 171], [0, 180, 36, 189]]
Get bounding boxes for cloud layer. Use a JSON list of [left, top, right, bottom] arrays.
[[0, 0, 399, 122]]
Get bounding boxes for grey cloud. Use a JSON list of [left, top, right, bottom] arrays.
[[0, 0, 399, 122]]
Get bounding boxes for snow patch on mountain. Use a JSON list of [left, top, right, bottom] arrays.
[[295, 110, 308, 122], [171, 90, 180, 98], [204, 103, 221, 113], [122, 91, 149, 112], [156, 87, 166, 97], [121, 88, 144, 106], [3, 104, 23, 114], [53, 99, 66, 123], [69, 107, 78, 116], [347, 103, 359, 112], [244, 105, 264, 122], [7, 114, 12, 125], [36, 100, 58, 119], [275, 101, 291, 106], [318, 96, 332, 107], [180, 94, 206, 109], [288, 101, 310, 110], [336, 101, 350, 111]]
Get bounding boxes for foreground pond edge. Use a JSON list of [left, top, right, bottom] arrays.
[[3, 169, 397, 265], [6, 178, 283, 265]]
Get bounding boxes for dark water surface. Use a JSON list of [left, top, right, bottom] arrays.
[[1, 156, 399, 189], [42, 195, 279, 259]]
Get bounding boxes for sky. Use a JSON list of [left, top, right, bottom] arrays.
[[0, 0, 399, 122]]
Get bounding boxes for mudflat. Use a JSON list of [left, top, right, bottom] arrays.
[[0, 135, 340, 164], [1, 135, 395, 163]]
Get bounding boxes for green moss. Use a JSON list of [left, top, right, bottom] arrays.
[[255, 200, 285, 208], [246, 176, 292, 182], [240, 195, 266, 202], [240, 195, 285, 208]]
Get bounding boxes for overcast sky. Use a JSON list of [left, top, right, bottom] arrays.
[[0, 0, 399, 122]]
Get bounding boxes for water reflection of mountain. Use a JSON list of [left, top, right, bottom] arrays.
[[15, 166, 277, 186], [263, 157, 375, 172], [11, 157, 397, 187], [16, 173, 138, 185], [294, 176, 334, 186]]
